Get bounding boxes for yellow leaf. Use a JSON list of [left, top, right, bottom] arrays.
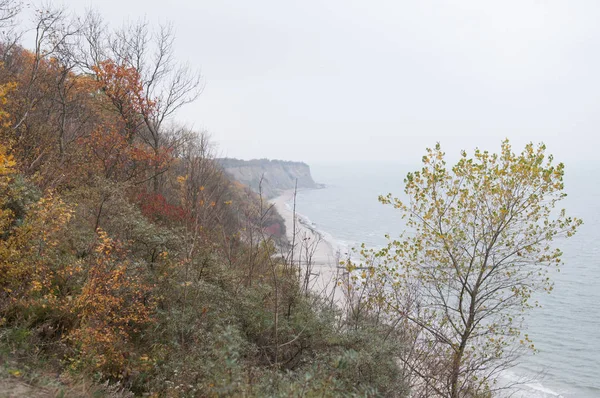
[[8, 369, 21, 377]]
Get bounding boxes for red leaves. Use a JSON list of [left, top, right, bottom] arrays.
[[137, 191, 188, 223], [264, 222, 282, 237]]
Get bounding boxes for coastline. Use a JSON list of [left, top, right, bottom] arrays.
[[270, 189, 567, 398], [269, 181, 578, 398], [270, 189, 346, 303]]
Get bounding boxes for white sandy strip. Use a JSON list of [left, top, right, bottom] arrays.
[[270, 190, 348, 304]]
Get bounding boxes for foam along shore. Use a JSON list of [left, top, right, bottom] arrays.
[[270, 189, 346, 303]]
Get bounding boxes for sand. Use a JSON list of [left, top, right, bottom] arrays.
[[270, 190, 347, 303]]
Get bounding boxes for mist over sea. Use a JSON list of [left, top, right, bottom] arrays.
[[291, 161, 599, 398]]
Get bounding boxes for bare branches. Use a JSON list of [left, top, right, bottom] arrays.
[[101, 17, 203, 135], [65, 11, 204, 192], [76, 9, 106, 68], [0, 0, 20, 28]]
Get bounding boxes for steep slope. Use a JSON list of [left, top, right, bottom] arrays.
[[218, 158, 322, 198]]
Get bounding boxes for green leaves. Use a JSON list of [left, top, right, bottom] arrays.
[[358, 140, 582, 397]]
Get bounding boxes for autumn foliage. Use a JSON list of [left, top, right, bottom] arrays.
[[0, 11, 282, 388], [92, 60, 155, 140], [0, 4, 404, 398], [137, 190, 188, 223], [0, 12, 218, 385], [67, 230, 154, 377]]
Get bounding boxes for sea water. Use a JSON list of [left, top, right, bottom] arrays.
[[291, 162, 599, 398]]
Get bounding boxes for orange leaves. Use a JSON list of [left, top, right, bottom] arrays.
[[82, 124, 171, 183], [132, 145, 173, 169], [0, 179, 155, 377], [95, 229, 114, 255], [83, 126, 132, 178], [67, 229, 155, 377], [92, 60, 155, 137]]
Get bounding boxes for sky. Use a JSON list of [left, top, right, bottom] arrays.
[[26, 1, 600, 164]]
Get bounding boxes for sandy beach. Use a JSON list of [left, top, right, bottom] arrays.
[[270, 190, 346, 303]]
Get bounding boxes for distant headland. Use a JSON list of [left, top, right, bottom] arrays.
[[217, 158, 324, 199]]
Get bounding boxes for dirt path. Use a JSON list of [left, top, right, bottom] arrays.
[[0, 378, 53, 398]]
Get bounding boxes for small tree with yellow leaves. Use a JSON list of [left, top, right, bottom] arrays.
[[353, 140, 582, 398], [67, 230, 155, 378]]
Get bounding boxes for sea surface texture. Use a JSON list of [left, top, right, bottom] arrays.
[[292, 162, 599, 398]]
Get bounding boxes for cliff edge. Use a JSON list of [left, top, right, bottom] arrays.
[[218, 158, 321, 199]]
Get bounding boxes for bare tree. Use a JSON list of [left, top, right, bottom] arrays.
[[77, 14, 204, 192], [0, 0, 20, 28], [0, 0, 22, 52], [0, 4, 84, 179], [12, 4, 79, 128]]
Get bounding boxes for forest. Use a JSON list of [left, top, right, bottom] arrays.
[[0, 2, 405, 397]]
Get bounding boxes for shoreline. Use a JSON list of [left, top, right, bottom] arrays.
[[270, 190, 566, 398], [270, 189, 346, 302]]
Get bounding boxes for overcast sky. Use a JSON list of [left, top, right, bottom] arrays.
[[36, 1, 600, 164]]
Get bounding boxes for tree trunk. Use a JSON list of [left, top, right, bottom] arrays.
[[450, 289, 477, 398]]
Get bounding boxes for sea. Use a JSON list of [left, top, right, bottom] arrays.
[[289, 161, 599, 398]]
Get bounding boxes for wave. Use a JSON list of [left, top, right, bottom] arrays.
[[285, 195, 581, 398], [497, 370, 568, 398], [285, 200, 357, 258]]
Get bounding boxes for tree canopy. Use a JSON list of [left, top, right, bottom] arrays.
[[347, 140, 582, 398]]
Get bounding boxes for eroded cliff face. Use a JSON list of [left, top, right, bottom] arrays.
[[218, 158, 320, 198]]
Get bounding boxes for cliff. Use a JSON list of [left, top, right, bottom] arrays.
[[218, 158, 321, 199]]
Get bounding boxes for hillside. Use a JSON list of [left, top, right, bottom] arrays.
[[218, 158, 323, 198], [0, 4, 406, 397]]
